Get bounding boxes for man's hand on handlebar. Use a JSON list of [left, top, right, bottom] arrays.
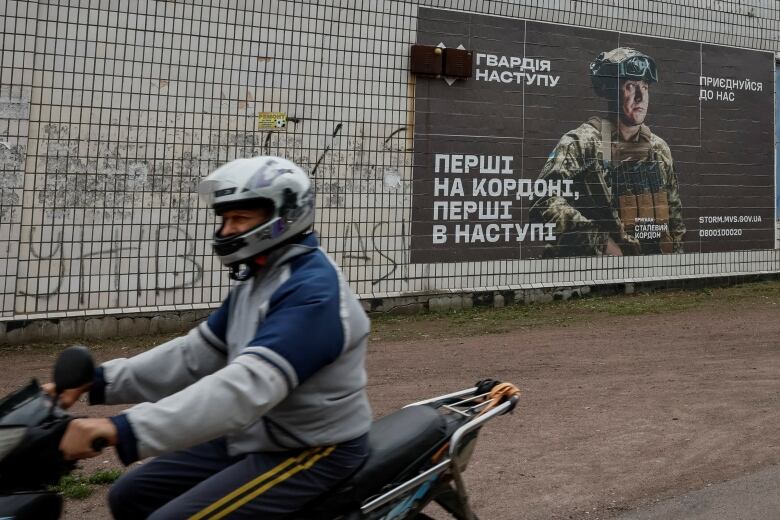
[[60, 418, 118, 460], [41, 382, 92, 409]]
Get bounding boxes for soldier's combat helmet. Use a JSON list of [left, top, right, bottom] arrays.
[[589, 47, 658, 98]]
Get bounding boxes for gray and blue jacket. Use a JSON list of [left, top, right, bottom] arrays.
[[91, 234, 372, 465]]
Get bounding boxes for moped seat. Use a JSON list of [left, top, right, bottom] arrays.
[[349, 404, 448, 496], [300, 404, 469, 517]]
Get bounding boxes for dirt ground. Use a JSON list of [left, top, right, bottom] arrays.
[[1, 288, 779, 519]]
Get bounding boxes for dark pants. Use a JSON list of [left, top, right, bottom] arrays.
[[108, 435, 368, 520]]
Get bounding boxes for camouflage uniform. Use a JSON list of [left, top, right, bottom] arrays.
[[530, 49, 685, 257]]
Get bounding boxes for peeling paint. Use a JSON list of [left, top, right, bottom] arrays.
[[0, 143, 26, 221], [0, 97, 30, 120], [383, 168, 402, 189]]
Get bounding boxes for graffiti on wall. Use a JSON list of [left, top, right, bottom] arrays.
[[5, 117, 414, 314], [18, 224, 204, 302]]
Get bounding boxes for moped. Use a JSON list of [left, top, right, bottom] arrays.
[[0, 346, 520, 519]]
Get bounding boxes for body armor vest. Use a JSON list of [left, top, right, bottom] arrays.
[[587, 117, 673, 254]]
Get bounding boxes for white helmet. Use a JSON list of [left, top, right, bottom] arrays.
[[198, 156, 315, 279]]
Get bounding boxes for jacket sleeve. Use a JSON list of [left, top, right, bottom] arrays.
[[93, 297, 231, 405], [114, 263, 346, 462], [112, 355, 289, 463], [529, 135, 610, 254]]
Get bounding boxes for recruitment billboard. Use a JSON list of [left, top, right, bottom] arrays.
[[410, 8, 776, 263]]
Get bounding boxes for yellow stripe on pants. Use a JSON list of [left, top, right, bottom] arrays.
[[188, 447, 325, 520], [207, 446, 336, 520]]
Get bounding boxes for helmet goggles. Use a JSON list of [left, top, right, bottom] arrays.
[[595, 55, 658, 83]]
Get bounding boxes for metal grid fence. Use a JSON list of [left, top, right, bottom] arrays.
[[0, 0, 778, 321]]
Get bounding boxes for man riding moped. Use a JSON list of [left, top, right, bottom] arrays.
[[46, 156, 373, 519]]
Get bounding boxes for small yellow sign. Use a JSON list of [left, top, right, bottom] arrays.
[[257, 112, 287, 130]]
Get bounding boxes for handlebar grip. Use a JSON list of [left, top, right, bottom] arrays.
[[92, 437, 108, 452]]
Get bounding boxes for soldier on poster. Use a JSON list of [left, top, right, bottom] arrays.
[[530, 47, 686, 257]]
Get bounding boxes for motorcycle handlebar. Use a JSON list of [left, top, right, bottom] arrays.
[[91, 437, 108, 452]]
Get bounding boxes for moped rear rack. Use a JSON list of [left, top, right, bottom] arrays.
[[360, 386, 518, 519]]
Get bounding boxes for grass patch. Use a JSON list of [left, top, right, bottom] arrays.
[[0, 331, 181, 354], [369, 280, 780, 343], [55, 469, 123, 500], [3, 280, 778, 351], [84, 468, 123, 485]]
